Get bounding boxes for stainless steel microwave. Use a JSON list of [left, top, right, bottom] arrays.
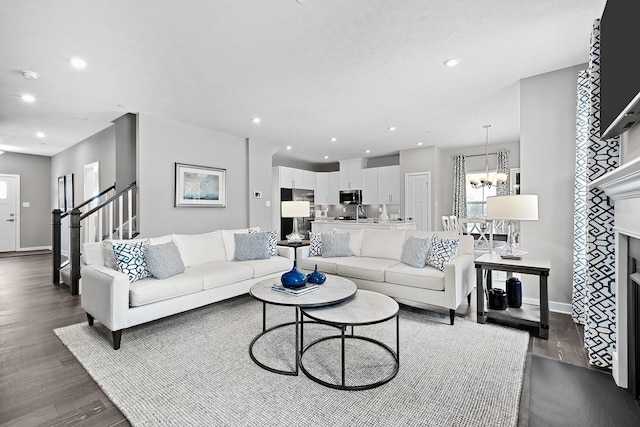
[[339, 189, 362, 204]]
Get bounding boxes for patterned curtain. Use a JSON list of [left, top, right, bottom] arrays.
[[452, 155, 467, 218], [496, 149, 510, 196], [572, 19, 620, 369]]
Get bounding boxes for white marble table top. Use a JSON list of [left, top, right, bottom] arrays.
[[301, 289, 399, 325], [250, 274, 357, 308]]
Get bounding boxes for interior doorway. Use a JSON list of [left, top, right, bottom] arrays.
[[404, 172, 432, 231], [0, 174, 20, 252]]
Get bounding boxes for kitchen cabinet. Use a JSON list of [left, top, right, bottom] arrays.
[[339, 159, 364, 190], [315, 172, 340, 205], [277, 166, 315, 190], [312, 220, 417, 233], [377, 165, 400, 203], [361, 168, 378, 204], [327, 171, 339, 204]]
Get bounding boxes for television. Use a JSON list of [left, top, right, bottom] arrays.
[[600, 0, 640, 140]]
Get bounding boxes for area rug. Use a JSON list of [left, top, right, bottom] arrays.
[[55, 295, 529, 427]]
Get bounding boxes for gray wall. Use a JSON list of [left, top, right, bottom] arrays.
[[0, 152, 51, 249], [137, 113, 253, 236], [248, 138, 280, 231], [520, 63, 586, 309], [114, 113, 137, 191], [51, 125, 117, 208]]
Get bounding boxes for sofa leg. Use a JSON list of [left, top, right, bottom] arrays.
[[113, 330, 122, 350], [87, 313, 94, 326], [449, 309, 455, 325], [467, 293, 471, 306]]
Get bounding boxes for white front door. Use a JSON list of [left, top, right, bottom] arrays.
[[0, 174, 19, 252], [404, 172, 432, 231]]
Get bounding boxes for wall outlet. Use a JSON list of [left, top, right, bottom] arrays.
[[265, 200, 271, 207], [22, 202, 30, 208]]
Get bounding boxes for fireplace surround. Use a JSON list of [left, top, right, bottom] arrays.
[[592, 157, 640, 393]]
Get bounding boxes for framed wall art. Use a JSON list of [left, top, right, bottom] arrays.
[[175, 163, 226, 207]]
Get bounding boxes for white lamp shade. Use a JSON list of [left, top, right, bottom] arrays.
[[281, 201, 310, 218], [486, 195, 538, 221]]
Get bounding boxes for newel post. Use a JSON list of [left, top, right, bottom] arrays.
[[52, 209, 61, 285], [69, 209, 82, 295]]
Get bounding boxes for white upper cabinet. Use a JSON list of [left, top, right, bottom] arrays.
[[316, 171, 340, 205], [361, 168, 378, 204], [327, 171, 340, 204], [377, 165, 400, 203], [339, 159, 364, 190], [277, 166, 315, 190]]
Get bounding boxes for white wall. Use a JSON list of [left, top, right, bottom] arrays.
[[520, 63, 586, 308], [248, 138, 280, 230], [137, 113, 263, 236], [622, 124, 640, 164]]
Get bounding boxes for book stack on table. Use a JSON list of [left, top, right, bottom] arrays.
[[272, 283, 319, 296]]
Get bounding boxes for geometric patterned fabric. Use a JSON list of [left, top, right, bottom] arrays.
[[234, 232, 270, 261], [144, 242, 185, 280], [309, 231, 324, 257], [401, 236, 431, 268], [111, 240, 152, 283], [572, 19, 620, 369], [452, 155, 467, 219], [496, 149, 510, 196], [426, 235, 459, 271], [320, 232, 352, 258], [248, 228, 279, 256]]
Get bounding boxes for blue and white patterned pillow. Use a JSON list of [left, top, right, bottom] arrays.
[[144, 241, 185, 279], [401, 236, 431, 268], [426, 235, 459, 271], [235, 232, 270, 261], [321, 232, 352, 258], [249, 229, 278, 256], [309, 231, 323, 256], [111, 240, 152, 283]]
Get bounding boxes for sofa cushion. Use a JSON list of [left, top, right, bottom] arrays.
[[144, 241, 185, 279], [239, 256, 292, 278], [401, 236, 431, 268], [234, 232, 270, 261], [360, 229, 407, 261], [82, 242, 104, 266], [426, 235, 460, 271], [129, 273, 203, 307], [221, 227, 260, 260], [186, 261, 254, 290], [331, 228, 365, 256], [112, 240, 152, 283], [322, 232, 352, 258], [172, 230, 226, 267], [337, 257, 401, 282], [299, 256, 346, 274], [385, 263, 446, 291]]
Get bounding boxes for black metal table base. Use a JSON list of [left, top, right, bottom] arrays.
[[299, 315, 400, 390]]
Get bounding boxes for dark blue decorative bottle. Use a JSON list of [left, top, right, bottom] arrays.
[[307, 264, 326, 285], [506, 277, 522, 308], [281, 259, 307, 288]]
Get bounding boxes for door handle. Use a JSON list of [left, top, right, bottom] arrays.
[[7, 219, 15, 222]]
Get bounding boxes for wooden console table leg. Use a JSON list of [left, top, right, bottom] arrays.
[[476, 266, 486, 324], [539, 273, 550, 339]]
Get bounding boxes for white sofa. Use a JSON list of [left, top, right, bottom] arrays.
[[297, 229, 475, 324], [80, 228, 294, 349]]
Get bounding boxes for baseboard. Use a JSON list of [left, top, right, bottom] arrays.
[[522, 297, 572, 315], [18, 246, 52, 252]]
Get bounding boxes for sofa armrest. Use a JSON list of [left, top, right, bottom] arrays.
[[296, 245, 311, 259], [443, 253, 475, 309], [80, 265, 130, 332], [276, 246, 295, 259]]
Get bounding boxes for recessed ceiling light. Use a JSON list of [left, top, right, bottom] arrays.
[[388, 126, 396, 132], [36, 132, 45, 138], [286, 145, 292, 150], [22, 94, 35, 103], [330, 137, 337, 142], [444, 58, 459, 67], [251, 117, 261, 124], [324, 155, 329, 159], [365, 149, 371, 154], [416, 142, 423, 146], [22, 70, 40, 80], [70, 57, 87, 69]]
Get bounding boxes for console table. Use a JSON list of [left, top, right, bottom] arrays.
[[475, 254, 551, 339]]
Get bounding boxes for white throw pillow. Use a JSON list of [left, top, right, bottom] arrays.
[[172, 230, 226, 267], [360, 229, 407, 261]]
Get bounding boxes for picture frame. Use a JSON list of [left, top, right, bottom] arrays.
[[65, 173, 74, 211], [57, 176, 66, 210], [175, 163, 226, 207]]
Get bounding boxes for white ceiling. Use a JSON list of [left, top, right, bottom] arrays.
[[0, 0, 606, 163]]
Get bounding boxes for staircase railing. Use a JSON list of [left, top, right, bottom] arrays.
[[52, 182, 138, 295]]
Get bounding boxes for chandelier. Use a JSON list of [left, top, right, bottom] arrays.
[[469, 124, 508, 189]]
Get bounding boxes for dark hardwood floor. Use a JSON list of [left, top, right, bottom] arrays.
[[1, 253, 593, 426]]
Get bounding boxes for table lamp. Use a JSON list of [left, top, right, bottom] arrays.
[[281, 201, 310, 244], [486, 194, 538, 260]]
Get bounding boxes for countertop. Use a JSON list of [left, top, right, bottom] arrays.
[[313, 219, 416, 225]]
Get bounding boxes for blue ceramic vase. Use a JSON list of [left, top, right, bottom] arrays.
[[281, 260, 307, 288], [306, 264, 326, 285]]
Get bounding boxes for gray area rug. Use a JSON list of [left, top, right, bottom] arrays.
[[55, 295, 529, 426]]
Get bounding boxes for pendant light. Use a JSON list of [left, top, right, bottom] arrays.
[[469, 124, 508, 189]]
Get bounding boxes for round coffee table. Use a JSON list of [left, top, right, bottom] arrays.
[[300, 289, 399, 390], [249, 275, 357, 376]]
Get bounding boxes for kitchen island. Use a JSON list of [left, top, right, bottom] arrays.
[[312, 220, 417, 233]]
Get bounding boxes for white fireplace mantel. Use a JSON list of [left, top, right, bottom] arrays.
[[589, 156, 640, 200]]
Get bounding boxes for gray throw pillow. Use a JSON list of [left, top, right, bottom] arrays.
[[234, 232, 270, 261], [321, 232, 352, 258], [145, 241, 185, 279], [401, 236, 431, 268]]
